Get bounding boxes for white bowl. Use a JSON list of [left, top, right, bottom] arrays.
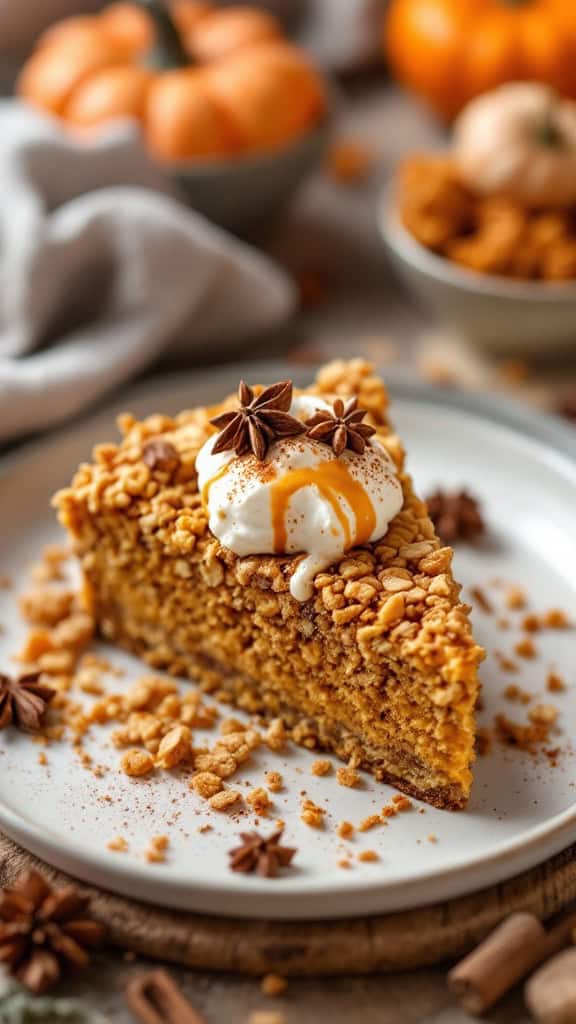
[[379, 196, 576, 356]]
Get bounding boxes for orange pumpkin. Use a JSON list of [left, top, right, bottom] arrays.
[[385, 0, 576, 121], [18, 0, 325, 162]]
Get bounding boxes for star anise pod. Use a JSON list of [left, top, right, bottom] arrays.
[[426, 489, 485, 544], [210, 380, 305, 461], [0, 672, 55, 732], [229, 830, 297, 878], [0, 870, 105, 994], [305, 397, 376, 456]]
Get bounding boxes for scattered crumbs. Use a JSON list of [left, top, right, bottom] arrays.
[[37, 751, 48, 767], [210, 789, 243, 812], [249, 1012, 286, 1024], [145, 835, 169, 863], [121, 749, 155, 778], [543, 608, 570, 629], [497, 617, 510, 630], [515, 637, 537, 660], [495, 652, 519, 673], [264, 770, 283, 792], [528, 704, 559, 726], [275, 819, 285, 832], [503, 684, 532, 705], [392, 795, 413, 811], [247, 787, 272, 816], [260, 974, 287, 998], [107, 836, 129, 853], [547, 672, 566, 693], [428, 834, 438, 844], [0, 574, 12, 590], [326, 140, 372, 184], [522, 613, 541, 633], [358, 850, 379, 863], [494, 713, 554, 753], [300, 798, 325, 828], [470, 586, 493, 614], [190, 771, 223, 799], [336, 766, 360, 788], [264, 718, 287, 753], [311, 759, 332, 777], [198, 824, 212, 834], [337, 821, 354, 840], [337, 857, 352, 870], [505, 586, 527, 610], [358, 814, 381, 833], [220, 717, 247, 736]]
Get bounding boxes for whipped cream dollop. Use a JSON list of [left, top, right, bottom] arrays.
[[196, 395, 403, 602]]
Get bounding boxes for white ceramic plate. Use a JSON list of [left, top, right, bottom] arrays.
[[1, 363, 575, 920]]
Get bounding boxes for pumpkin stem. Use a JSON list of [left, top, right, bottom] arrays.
[[136, 0, 190, 70]]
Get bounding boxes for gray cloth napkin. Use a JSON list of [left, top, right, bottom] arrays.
[[0, 102, 295, 445]]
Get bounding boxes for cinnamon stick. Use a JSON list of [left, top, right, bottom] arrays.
[[525, 948, 576, 1024], [448, 912, 547, 1013], [125, 970, 206, 1024]]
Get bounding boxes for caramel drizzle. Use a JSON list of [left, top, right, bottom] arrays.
[[201, 462, 230, 508], [270, 459, 376, 554]]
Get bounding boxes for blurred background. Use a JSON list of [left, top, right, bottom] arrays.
[[2, 0, 576, 448]]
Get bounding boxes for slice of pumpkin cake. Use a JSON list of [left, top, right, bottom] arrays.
[[55, 360, 483, 809]]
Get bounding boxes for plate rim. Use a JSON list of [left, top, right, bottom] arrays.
[[1, 360, 576, 918]]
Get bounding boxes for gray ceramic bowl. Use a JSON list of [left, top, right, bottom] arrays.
[[172, 108, 331, 235], [379, 194, 576, 356]]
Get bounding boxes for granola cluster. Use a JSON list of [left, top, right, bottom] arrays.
[[400, 155, 576, 280], [53, 360, 484, 808]]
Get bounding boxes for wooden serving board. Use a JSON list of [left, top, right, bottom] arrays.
[[1, 833, 575, 975]]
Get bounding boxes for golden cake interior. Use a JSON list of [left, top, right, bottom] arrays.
[[55, 360, 484, 809]]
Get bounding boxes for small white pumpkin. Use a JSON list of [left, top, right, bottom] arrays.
[[454, 83, 576, 208]]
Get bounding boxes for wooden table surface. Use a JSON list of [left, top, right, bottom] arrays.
[[2, 75, 573, 1023]]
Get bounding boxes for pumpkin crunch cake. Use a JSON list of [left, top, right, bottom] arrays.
[[54, 360, 484, 809]]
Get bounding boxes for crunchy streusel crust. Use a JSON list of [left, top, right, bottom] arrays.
[[54, 360, 484, 809]]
